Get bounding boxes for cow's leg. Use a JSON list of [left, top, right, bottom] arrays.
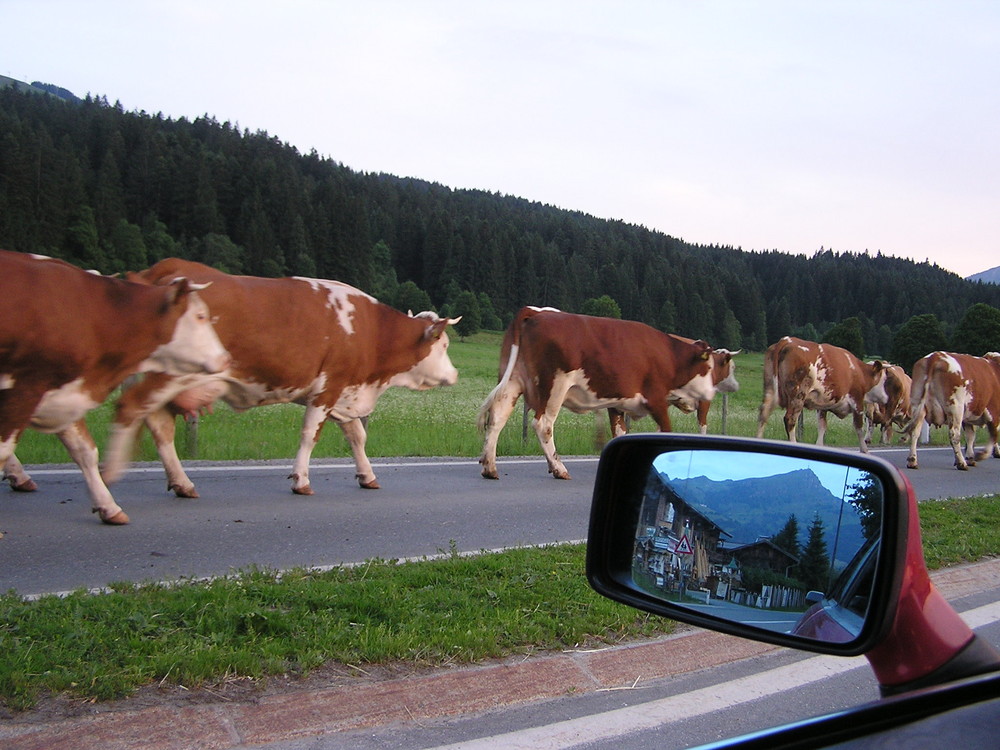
[[103, 373, 181, 485], [962, 422, 978, 466], [905, 407, 925, 469], [58, 420, 129, 524], [145, 408, 198, 498], [976, 421, 1000, 462], [948, 419, 969, 470], [607, 408, 629, 437], [3, 454, 37, 492], [338, 418, 379, 489], [853, 412, 870, 453], [289, 404, 331, 495], [478, 382, 523, 480], [532, 386, 572, 480], [816, 411, 829, 446], [781, 405, 802, 443], [696, 401, 711, 435]]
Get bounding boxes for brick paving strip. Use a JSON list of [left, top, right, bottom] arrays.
[[2, 558, 998, 750]]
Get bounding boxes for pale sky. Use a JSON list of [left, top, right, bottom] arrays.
[[4, 1, 998, 278]]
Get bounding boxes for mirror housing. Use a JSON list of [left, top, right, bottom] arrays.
[[586, 434, 993, 694]]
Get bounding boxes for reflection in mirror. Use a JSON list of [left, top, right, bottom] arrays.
[[632, 449, 883, 644]]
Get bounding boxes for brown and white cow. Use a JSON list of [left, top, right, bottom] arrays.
[[477, 307, 717, 480], [0, 250, 230, 523], [100, 258, 460, 497], [863, 363, 912, 445], [755, 337, 888, 452], [905, 351, 1000, 470], [608, 341, 740, 437]]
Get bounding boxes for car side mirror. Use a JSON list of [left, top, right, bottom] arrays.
[[586, 434, 907, 656]]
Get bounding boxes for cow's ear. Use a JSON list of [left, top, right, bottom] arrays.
[[166, 277, 211, 303], [425, 319, 449, 341], [693, 339, 712, 360]]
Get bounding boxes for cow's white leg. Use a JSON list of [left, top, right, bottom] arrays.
[[905, 407, 925, 469], [963, 422, 978, 466], [58, 420, 129, 524], [478, 382, 522, 480], [289, 404, 330, 495], [948, 419, 969, 470], [853, 412, 870, 453], [3, 453, 37, 492], [533, 384, 572, 480], [145, 409, 198, 497], [816, 411, 829, 446], [338, 418, 379, 489]]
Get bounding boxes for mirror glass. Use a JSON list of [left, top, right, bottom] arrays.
[[631, 449, 883, 644]]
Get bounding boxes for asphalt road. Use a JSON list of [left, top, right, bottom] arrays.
[[0, 445, 994, 598]]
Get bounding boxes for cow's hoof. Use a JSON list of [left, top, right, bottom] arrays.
[[551, 470, 572, 480], [905, 461, 919, 470], [481, 470, 499, 480], [358, 477, 380, 489], [170, 483, 199, 499], [955, 463, 969, 471], [100, 509, 130, 525], [292, 485, 314, 496], [9, 478, 38, 492]]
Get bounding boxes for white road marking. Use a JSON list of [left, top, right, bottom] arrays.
[[431, 600, 1000, 750]]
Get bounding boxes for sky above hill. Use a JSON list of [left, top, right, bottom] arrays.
[[4, 1, 998, 278]]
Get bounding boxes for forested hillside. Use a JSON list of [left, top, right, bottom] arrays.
[[3, 85, 998, 354]]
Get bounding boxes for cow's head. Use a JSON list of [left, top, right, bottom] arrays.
[[390, 312, 461, 390], [669, 339, 717, 404], [863, 360, 889, 405], [712, 349, 741, 394], [144, 278, 231, 376]]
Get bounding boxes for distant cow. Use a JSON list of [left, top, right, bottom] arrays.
[[609, 342, 740, 436], [755, 337, 888, 452], [477, 307, 717, 480], [905, 351, 1000, 470], [0, 250, 230, 524], [864, 364, 912, 445], [100, 259, 460, 497]]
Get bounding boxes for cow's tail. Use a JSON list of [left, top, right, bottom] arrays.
[[476, 307, 537, 433], [902, 355, 932, 436]]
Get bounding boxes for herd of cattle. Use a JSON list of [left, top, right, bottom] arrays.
[[3, 250, 1000, 525]]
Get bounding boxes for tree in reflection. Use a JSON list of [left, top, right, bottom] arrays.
[[799, 513, 832, 592], [847, 474, 882, 542]]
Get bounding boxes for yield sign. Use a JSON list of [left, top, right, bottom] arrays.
[[674, 534, 694, 555]]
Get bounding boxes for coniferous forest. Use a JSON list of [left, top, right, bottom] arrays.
[[3, 83, 1000, 355]]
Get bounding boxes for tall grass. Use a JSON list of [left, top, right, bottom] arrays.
[[13, 334, 949, 465]]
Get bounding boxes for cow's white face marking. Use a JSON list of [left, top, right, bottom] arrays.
[[30, 378, 100, 432], [0, 373, 14, 390], [390, 330, 459, 390], [672, 369, 717, 404], [143, 292, 230, 375], [864, 368, 889, 405], [294, 278, 376, 335]]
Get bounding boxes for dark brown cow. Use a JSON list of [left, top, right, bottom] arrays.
[[905, 351, 1000, 470], [477, 307, 717, 480], [0, 250, 230, 523], [864, 363, 912, 445], [755, 337, 888, 452], [100, 259, 460, 497]]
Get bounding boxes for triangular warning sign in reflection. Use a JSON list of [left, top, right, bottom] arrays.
[[674, 534, 694, 555]]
